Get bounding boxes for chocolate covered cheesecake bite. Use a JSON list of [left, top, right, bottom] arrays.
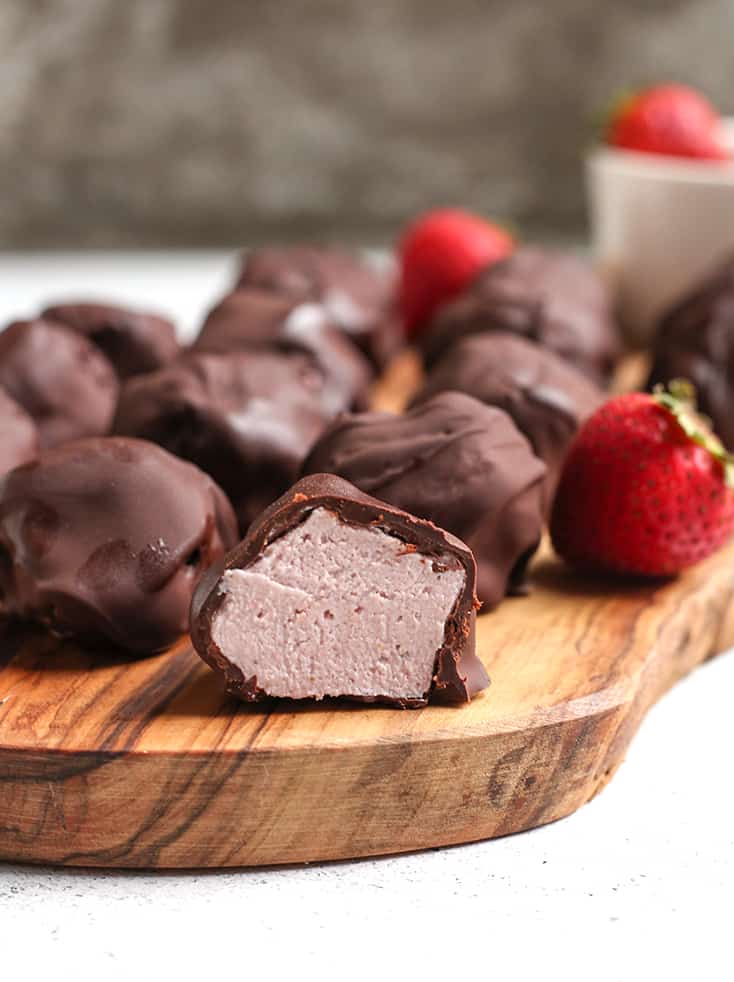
[[411, 332, 603, 504], [194, 289, 372, 415], [0, 388, 39, 474], [419, 247, 621, 386], [235, 245, 401, 370], [42, 301, 179, 379], [191, 474, 487, 707], [113, 350, 330, 530], [647, 255, 734, 449], [0, 437, 238, 653], [302, 391, 546, 607], [0, 319, 118, 449]]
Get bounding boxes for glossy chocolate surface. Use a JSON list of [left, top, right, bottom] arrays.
[[647, 256, 734, 449], [302, 391, 546, 607], [194, 289, 373, 415], [420, 247, 621, 386], [412, 332, 603, 504], [0, 319, 118, 449], [235, 245, 402, 369], [114, 350, 330, 530], [42, 301, 180, 379], [0, 388, 39, 475], [0, 437, 238, 653]]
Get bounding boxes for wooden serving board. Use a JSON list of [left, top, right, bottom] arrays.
[[1, 352, 733, 868]]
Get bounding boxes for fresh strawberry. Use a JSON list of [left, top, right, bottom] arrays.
[[550, 384, 734, 577], [398, 208, 514, 338], [606, 83, 728, 160]]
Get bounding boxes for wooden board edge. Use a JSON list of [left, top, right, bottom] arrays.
[[1, 557, 732, 869]]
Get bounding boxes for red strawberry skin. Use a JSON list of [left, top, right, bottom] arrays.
[[398, 208, 514, 339], [607, 83, 728, 160], [550, 393, 734, 576]]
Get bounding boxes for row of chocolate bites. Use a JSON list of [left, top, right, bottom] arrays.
[[0, 245, 731, 706]]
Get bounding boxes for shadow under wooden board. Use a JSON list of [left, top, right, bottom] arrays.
[[1, 349, 732, 869]]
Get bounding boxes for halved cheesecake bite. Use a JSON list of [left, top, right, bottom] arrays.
[[191, 474, 488, 708]]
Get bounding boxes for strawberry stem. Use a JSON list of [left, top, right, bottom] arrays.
[[653, 381, 734, 486]]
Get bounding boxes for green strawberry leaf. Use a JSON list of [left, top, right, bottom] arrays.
[[653, 380, 734, 487]]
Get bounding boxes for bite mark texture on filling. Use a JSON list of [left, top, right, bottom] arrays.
[[210, 507, 466, 700]]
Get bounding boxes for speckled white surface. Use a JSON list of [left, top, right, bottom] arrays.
[[1, 254, 732, 981], [0, 250, 238, 345]]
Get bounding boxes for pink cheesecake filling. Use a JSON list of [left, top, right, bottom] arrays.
[[210, 507, 466, 701]]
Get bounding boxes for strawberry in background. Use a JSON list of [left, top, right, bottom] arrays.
[[398, 208, 514, 339], [551, 384, 734, 577], [606, 83, 729, 161]]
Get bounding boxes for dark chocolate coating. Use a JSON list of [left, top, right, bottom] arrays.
[[194, 289, 373, 415], [302, 391, 546, 608], [191, 473, 487, 707], [647, 256, 734, 449], [0, 388, 39, 475], [0, 437, 238, 653], [42, 301, 180, 379], [113, 350, 330, 531], [0, 319, 118, 449], [420, 247, 621, 386], [411, 332, 603, 506], [235, 245, 402, 369]]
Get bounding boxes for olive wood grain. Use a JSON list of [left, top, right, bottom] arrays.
[[1, 349, 731, 868]]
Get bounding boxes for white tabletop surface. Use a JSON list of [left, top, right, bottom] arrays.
[[0, 252, 732, 981]]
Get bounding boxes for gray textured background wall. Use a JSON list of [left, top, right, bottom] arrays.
[[2, 0, 733, 248]]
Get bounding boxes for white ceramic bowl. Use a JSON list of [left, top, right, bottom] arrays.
[[586, 122, 734, 346]]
